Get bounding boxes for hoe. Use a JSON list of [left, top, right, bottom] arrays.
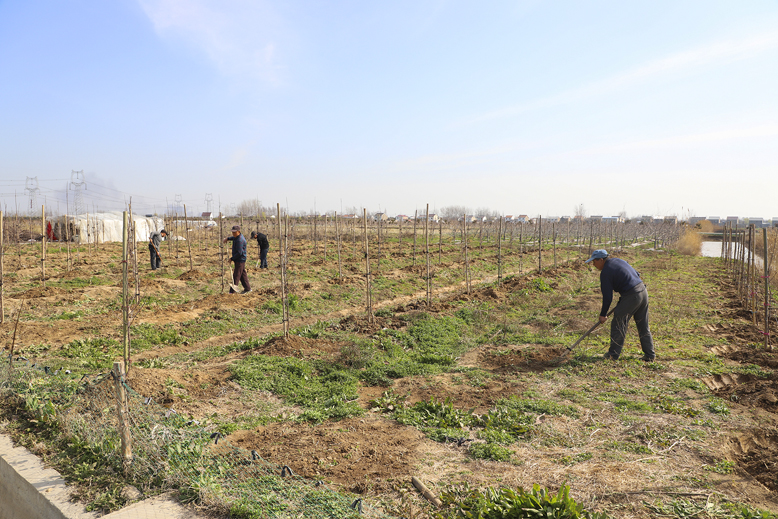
[[554, 307, 616, 363]]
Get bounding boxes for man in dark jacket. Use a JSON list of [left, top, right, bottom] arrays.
[[586, 249, 655, 361], [250, 230, 270, 269], [148, 229, 167, 270], [223, 225, 251, 294]]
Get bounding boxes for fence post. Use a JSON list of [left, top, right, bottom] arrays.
[[113, 361, 132, 467]]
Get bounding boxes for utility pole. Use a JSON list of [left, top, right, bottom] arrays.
[[69, 171, 86, 216], [25, 177, 40, 217]]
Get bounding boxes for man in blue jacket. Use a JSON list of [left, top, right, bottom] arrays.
[[585, 249, 655, 361], [223, 225, 251, 294]]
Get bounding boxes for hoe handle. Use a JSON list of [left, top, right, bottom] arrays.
[[567, 307, 616, 352]]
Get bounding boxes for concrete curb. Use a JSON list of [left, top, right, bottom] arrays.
[[0, 434, 205, 519]]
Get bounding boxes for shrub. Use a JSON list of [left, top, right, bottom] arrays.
[[674, 229, 702, 256]]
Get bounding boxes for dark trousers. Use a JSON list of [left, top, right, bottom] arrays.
[[231, 261, 250, 293], [149, 245, 161, 270], [608, 283, 655, 359], [259, 247, 268, 268]]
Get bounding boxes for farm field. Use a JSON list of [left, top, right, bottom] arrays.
[[1, 228, 777, 519]]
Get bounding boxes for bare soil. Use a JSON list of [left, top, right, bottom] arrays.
[[2, 240, 778, 517]]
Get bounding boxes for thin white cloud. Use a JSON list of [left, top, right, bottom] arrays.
[[462, 31, 778, 126], [579, 123, 778, 155], [137, 0, 287, 86]]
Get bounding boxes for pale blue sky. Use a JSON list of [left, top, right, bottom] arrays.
[[1, 1, 777, 218]]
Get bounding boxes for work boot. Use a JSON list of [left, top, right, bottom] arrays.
[[640, 355, 655, 362], [602, 353, 619, 360]]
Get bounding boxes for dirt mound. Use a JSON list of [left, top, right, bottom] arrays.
[[19, 286, 67, 298], [337, 314, 407, 333], [226, 417, 427, 494], [360, 372, 523, 415], [177, 269, 210, 281], [708, 373, 778, 410], [256, 335, 342, 358], [723, 430, 778, 491], [472, 343, 569, 372], [401, 264, 426, 275]]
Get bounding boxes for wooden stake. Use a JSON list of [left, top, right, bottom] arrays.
[[10, 300, 24, 368]]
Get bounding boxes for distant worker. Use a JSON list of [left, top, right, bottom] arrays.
[[250, 230, 270, 269], [585, 249, 655, 362], [148, 229, 167, 270], [223, 225, 251, 294]]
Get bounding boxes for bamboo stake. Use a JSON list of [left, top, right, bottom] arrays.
[[497, 215, 503, 284], [398, 217, 402, 256], [764, 228, 770, 349], [65, 190, 70, 270], [538, 215, 542, 272], [174, 211, 180, 266], [0, 211, 3, 324], [412, 210, 418, 266], [335, 211, 342, 280], [284, 214, 290, 336], [219, 210, 225, 293], [121, 211, 130, 368], [463, 214, 471, 294], [184, 204, 193, 270], [438, 219, 443, 265], [41, 205, 46, 287], [425, 204, 431, 305], [363, 209, 373, 322], [553, 222, 557, 268]]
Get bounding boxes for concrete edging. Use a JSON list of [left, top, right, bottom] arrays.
[[0, 434, 203, 519]]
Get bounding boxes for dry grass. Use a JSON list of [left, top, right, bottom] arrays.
[[673, 228, 702, 256], [696, 220, 715, 232]]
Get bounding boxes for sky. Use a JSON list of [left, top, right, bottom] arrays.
[[1, 0, 777, 219]]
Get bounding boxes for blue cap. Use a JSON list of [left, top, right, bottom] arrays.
[[585, 249, 608, 263]]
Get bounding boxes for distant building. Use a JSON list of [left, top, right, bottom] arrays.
[[747, 217, 765, 228]]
